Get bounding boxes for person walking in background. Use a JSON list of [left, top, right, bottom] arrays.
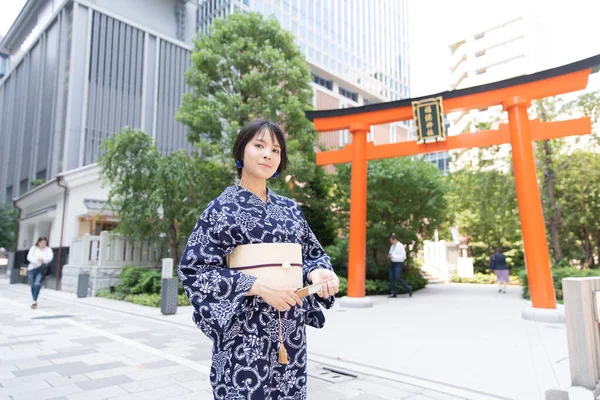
[[26, 237, 53, 309], [387, 234, 412, 298], [490, 247, 509, 293]]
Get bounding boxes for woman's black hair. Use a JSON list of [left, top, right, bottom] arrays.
[[232, 120, 288, 179], [36, 237, 48, 247], [389, 234, 397, 240]]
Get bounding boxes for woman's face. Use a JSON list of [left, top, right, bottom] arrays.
[[38, 240, 47, 249], [242, 130, 282, 181]]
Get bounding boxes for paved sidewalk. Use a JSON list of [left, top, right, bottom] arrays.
[[0, 280, 569, 399], [1, 280, 475, 400]]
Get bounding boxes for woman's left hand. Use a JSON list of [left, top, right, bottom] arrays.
[[308, 269, 340, 298]]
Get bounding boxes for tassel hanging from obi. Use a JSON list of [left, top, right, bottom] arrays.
[[278, 311, 288, 364]]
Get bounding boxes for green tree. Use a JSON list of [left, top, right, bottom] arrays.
[[177, 11, 336, 244], [445, 151, 523, 271], [98, 128, 231, 261], [0, 205, 18, 251], [332, 158, 448, 279], [447, 167, 521, 237], [555, 150, 600, 268]]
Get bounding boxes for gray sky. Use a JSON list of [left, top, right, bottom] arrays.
[[0, 0, 26, 37]]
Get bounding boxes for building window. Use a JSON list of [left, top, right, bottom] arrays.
[[243, 0, 249, 5], [312, 73, 333, 91], [339, 86, 358, 102], [5, 186, 13, 203], [19, 179, 28, 196]]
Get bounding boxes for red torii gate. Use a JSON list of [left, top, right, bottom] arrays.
[[306, 55, 600, 311]]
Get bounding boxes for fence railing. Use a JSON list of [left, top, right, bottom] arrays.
[[68, 231, 161, 267]]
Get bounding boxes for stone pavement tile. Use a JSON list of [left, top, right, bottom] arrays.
[[50, 352, 120, 366], [11, 358, 54, 370], [420, 389, 466, 400], [0, 339, 40, 347], [13, 361, 126, 377], [9, 343, 43, 351], [366, 377, 424, 395], [109, 355, 145, 367], [125, 365, 193, 382], [75, 374, 132, 391], [71, 336, 113, 345], [336, 379, 422, 399], [308, 387, 359, 400], [117, 350, 165, 364], [0, 362, 20, 373], [0, 347, 57, 360], [0, 371, 62, 387], [344, 395, 397, 400], [42, 340, 82, 350], [9, 384, 83, 400], [119, 375, 180, 393], [170, 370, 206, 383], [141, 359, 178, 369], [168, 391, 214, 400], [0, 380, 52, 398], [307, 376, 331, 394], [340, 378, 418, 399], [45, 373, 91, 387], [84, 366, 143, 380], [65, 385, 129, 400], [402, 395, 439, 400], [110, 384, 190, 400], [39, 347, 98, 361], [0, 370, 16, 380], [178, 378, 212, 392], [185, 348, 213, 360]]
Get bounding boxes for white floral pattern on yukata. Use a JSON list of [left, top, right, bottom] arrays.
[[178, 185, 335, 400]]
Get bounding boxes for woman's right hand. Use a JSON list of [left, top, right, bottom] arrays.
[[247, 278, 303, 312]]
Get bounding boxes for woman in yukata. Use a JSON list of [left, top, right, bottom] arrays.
[[178, 119, 340, 400]]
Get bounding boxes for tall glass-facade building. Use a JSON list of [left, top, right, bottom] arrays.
[[197, 0, 410, 102]]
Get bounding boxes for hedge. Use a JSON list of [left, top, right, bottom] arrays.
[[518, 267, 600, 301]]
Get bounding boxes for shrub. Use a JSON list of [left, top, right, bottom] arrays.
[[519, 267, 600, 301], [118, 267, 163, 295], [451, 272, 520, 285], [335, 267, 427, 297], [96, 266, 188, 308], [97, 291, 190, 307]]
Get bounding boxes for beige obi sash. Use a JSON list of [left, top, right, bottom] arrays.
[[226, 243, 303, 289]]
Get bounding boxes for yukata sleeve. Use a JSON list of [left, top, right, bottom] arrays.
[[299, 207, 335, 310], [177, 202, 256, 336]]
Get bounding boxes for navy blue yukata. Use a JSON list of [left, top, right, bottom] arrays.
[[178, 185, 335, 400]]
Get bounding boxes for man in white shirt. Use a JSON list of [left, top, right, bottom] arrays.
[[387, 234, 412, 298]]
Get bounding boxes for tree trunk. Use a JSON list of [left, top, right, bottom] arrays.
[[595, 230, 600, 268], [169, 221, 179, 269], [541, 140, 563, 262], [583, 229, 594, 269], [537, 103, 563, 263]]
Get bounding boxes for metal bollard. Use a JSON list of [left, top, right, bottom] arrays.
[[77, 272, 90, 298], [161, 258, 177, 315]]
